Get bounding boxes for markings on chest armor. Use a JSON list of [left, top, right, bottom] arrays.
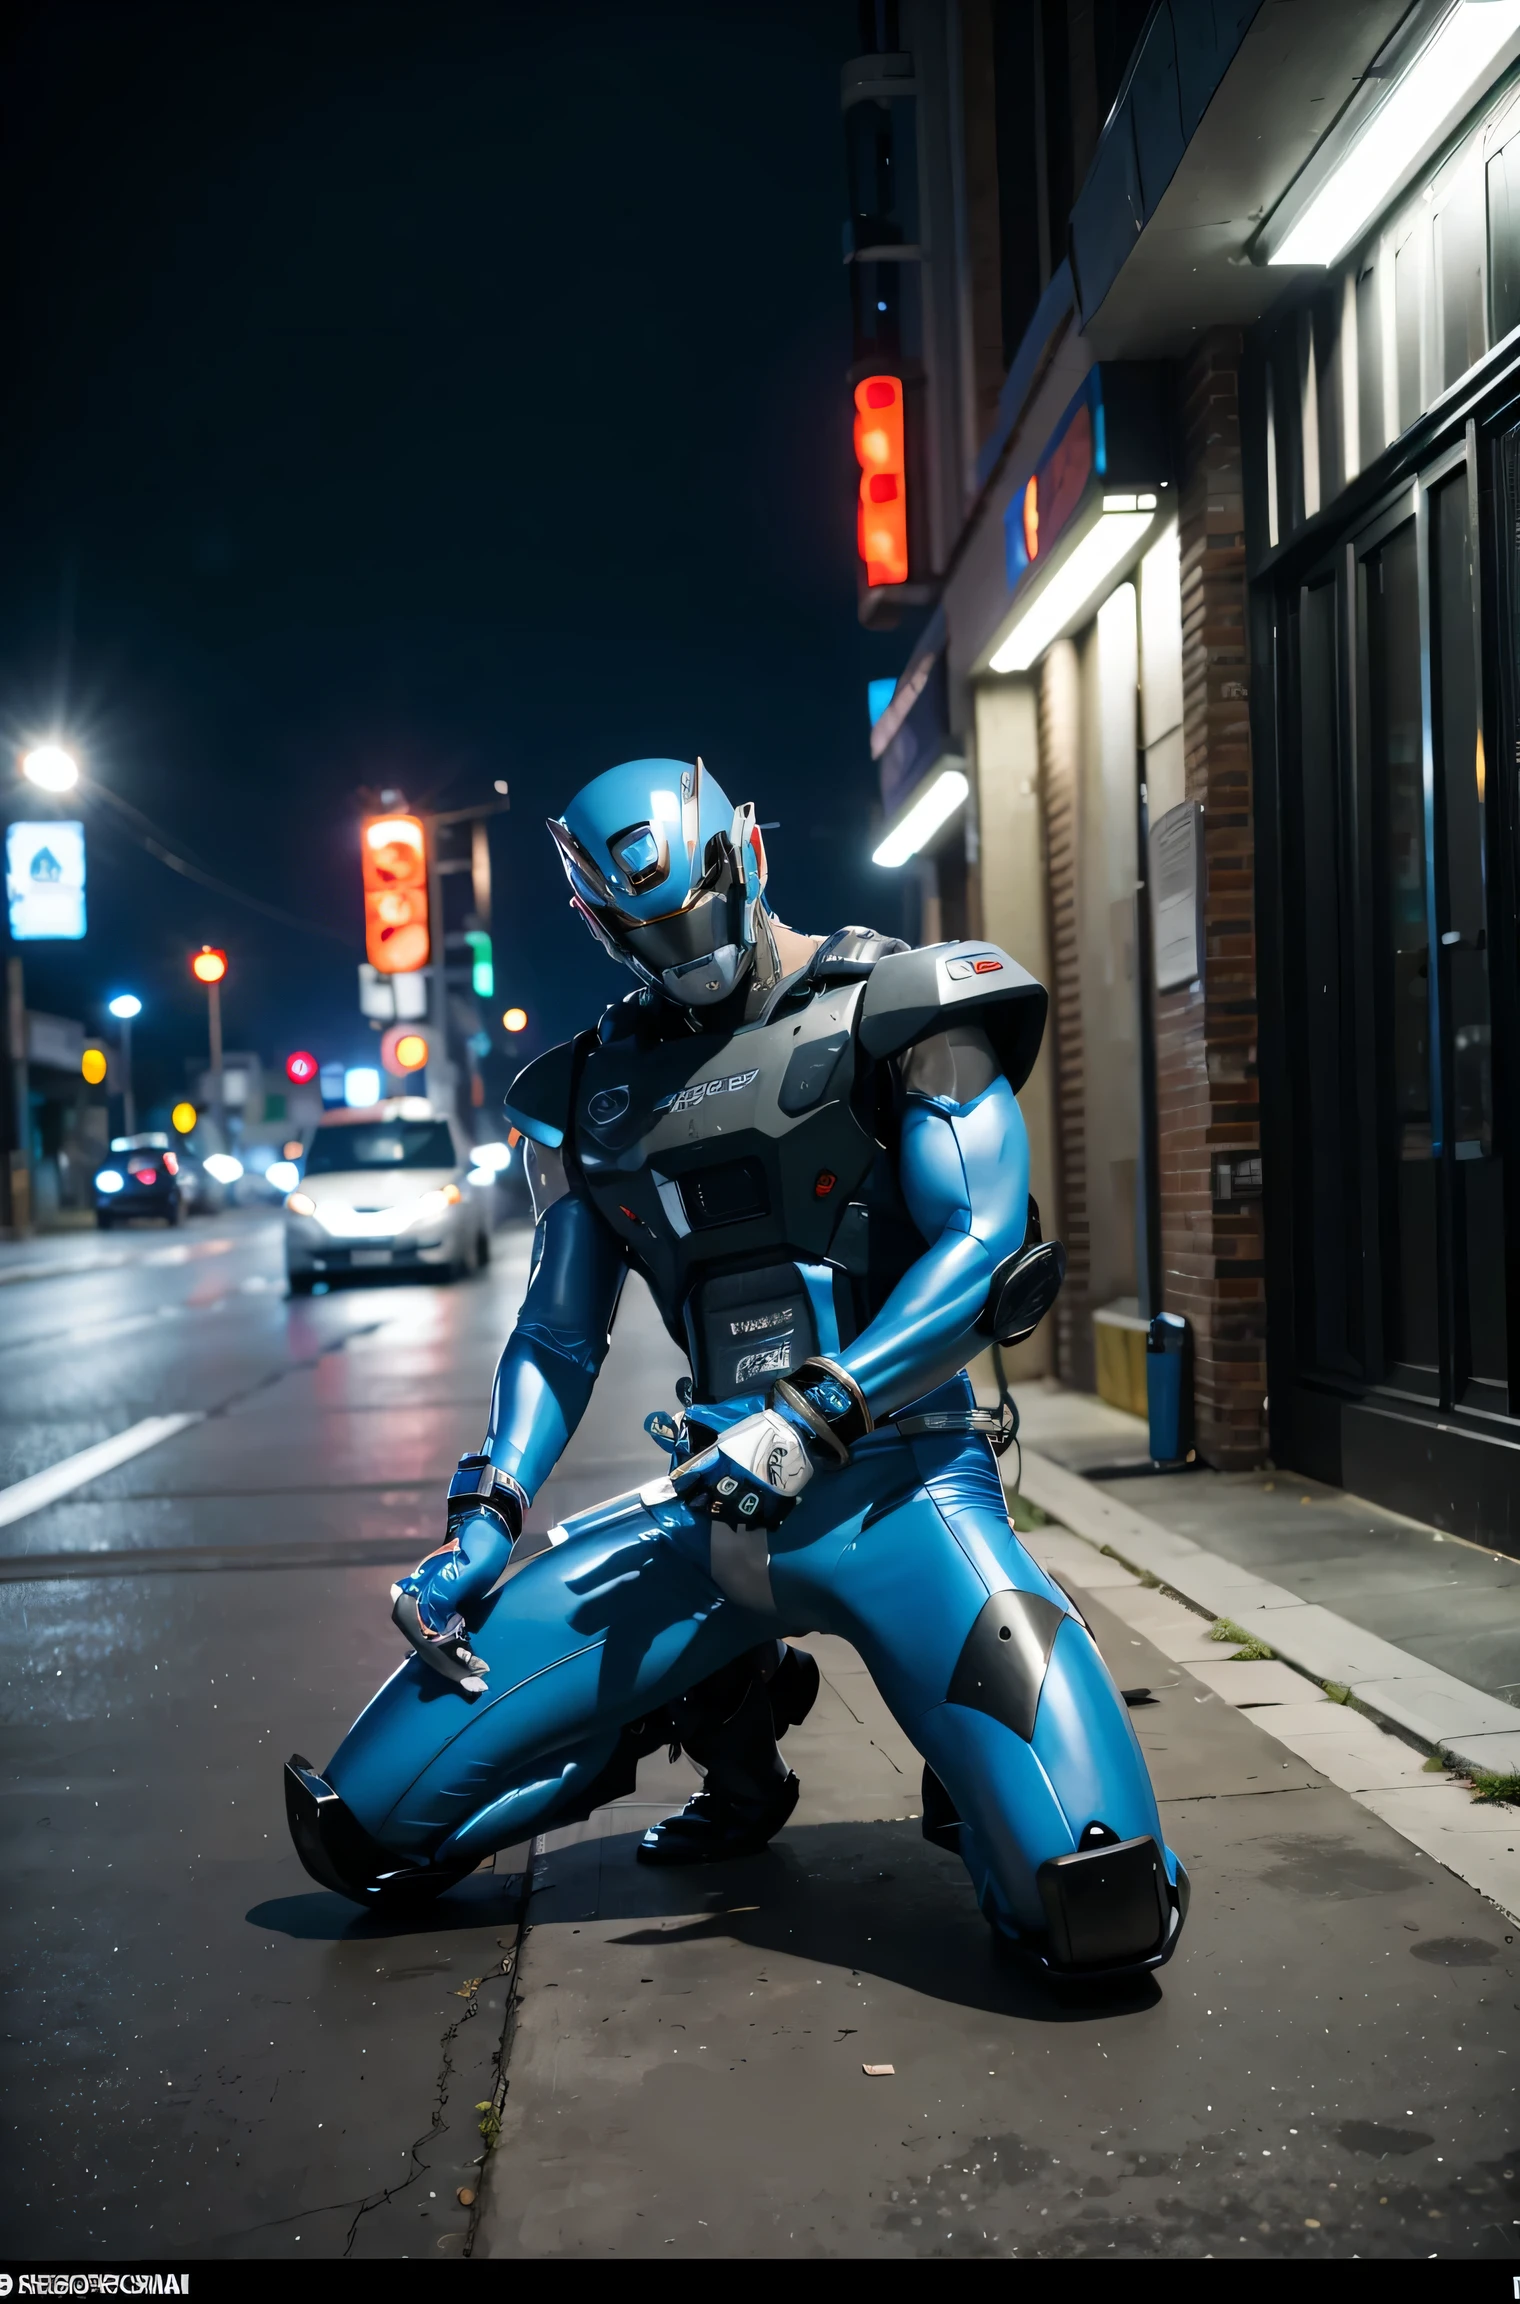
[[729, 1303, 796, 1337], [653, 1068, 759, 1117]]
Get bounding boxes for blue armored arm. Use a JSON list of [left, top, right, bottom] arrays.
[[836, 1072, 1029, 1418], [396, 1180, 627, 1651], [482, 1186, 629, 1499]]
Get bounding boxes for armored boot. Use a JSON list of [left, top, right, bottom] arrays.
[[637, 1641, 819, 1865]]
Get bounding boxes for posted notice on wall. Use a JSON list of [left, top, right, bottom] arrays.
[[1150, 800, 1204, 992]]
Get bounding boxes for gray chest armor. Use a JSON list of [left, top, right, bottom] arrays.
[[576, 980, 878, 1399], [506, 935, 1048, 1407]]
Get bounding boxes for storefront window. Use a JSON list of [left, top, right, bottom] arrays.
[[1366, 516, 1439, 1384]]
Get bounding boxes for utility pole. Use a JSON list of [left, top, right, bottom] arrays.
[[191, 947, 229, 1146], [5, 955, 30, 1237], [418, 796, 508, 1126]]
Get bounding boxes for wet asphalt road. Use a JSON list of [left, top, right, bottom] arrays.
[[0, 1210, 687, 2260], [1, 1217, 1516, 2259]]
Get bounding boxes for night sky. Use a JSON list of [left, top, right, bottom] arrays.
[[1, 1, 905, 1123]]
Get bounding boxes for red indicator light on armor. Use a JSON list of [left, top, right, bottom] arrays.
[[814, 1170, 838, 1199], [972, 958, 1003, 973], [619, 1204, 640, 1224]]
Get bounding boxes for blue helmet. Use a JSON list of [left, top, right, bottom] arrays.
[[548, 757, 770, 1007]]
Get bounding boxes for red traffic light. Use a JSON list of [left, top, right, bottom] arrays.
[[853, 375, 908, 587], [362, 813, 430, 975], [285, 1050, 318, 1084], [191, 946, 227, 985]]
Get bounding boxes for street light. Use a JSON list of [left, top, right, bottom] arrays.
[[21, 744, 80, 794], [190, 947, 228, 1143], [107, 993, 142, 1136]]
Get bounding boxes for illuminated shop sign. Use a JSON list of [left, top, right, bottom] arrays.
[[1001, 365, 1171, 600]]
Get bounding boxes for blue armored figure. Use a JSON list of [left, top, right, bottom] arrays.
[[286, 757, 1188, 1980]]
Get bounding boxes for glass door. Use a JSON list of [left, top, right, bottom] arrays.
[[1349, 447, 1509, 1411], [1430, 464, 1506, 1408]]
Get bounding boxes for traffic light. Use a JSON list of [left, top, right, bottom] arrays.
[[191, 946, 227, 984], [285, 1050, 318, 1084], [81, 1047, 107, 1086], [853, 375, 908, 587], [465, 929, 494, 998], [172, 1101, 197, 1134], [380, 1024, 429, 1074], [361, 814, 429, 975]]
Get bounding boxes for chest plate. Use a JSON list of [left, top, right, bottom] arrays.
[[573, 984, 880, 1393]]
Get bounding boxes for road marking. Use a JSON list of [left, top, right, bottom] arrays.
[[0, 1415, 204, 1528]]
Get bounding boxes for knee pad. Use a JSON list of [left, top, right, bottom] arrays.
[[284, 1755, 472, 1906]]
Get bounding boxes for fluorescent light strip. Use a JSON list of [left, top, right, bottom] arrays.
[[872, 768, 969, 868], [989, 511, 1154, 674], [1271, 1, 1520, 267]]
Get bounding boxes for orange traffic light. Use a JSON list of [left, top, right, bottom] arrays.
[[853, 375, 908, 587], [362, 814, 430, 975], [380, 1023, 429, 1074], [191, 946, 227, 984]]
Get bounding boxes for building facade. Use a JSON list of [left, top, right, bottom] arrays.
[[842, 1, 1520, 1545]]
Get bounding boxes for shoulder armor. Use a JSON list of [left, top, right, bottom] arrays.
[[503, 1035, 590, 1149], [808, 925, 910, 983], [857, 941, 1047, 1092]]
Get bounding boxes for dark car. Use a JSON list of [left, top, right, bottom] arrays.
[[95, 1133, 184, 1228]]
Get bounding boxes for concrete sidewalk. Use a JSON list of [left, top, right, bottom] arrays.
[[1005, 1385, 1520, 1782], [474, 1528, 1520, 2260]]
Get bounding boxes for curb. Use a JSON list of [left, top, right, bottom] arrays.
[[1012, 1446, 1520, 1780]]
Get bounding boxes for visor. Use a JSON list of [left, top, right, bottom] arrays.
[[620, 889, 740, 980]]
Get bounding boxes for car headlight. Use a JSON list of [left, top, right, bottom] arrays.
[[204, 1153, 243, 1185], [467, 1168, 494, 1188], [286, 1191, 317, 1217], [267, 1160, 299, 1193], [96, 1169, 124, 1194], [411, 1189, 450, 1224]]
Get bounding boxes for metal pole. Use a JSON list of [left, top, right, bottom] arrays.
[[208, 980, 225, 1145], [121, 1015, 135, 1138], [1134, 723, 1163, 1325], [6, 955, 30, 1238]]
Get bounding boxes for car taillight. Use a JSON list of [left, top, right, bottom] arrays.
[[163, 1152, 178, 1174], [132, 1167, 157, 1185]]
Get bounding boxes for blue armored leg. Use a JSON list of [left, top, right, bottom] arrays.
[[286, 1481, 785, 1903], [768, 1412, 1185, 1977]]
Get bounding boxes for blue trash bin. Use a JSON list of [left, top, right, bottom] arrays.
[[1146, 1312, 1192, 1466]]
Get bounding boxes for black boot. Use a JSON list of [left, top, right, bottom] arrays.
[[637, 1643, 815, 1866]]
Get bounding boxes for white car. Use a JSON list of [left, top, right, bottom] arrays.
[[283, 1102, 491, 1293]]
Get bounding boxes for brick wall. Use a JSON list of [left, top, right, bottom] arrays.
[[1155, 330, 1266, 1468]]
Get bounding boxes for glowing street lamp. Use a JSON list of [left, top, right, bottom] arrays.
[[21, 744, 80, 794], [107, 993, 143, 1135]]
